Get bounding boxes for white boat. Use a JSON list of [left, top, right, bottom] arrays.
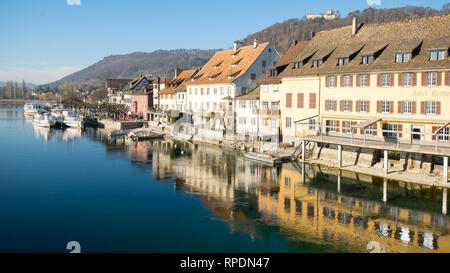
[[62, 110, 84, 129], [243, 152, 290, 165], [32, 113, 56, 128], [50, 109, 65, 125], [24, 103, 47, 117]]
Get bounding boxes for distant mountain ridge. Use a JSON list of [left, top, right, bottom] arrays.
[[46, 4, 450, 88], [44, 49, 219, 88]]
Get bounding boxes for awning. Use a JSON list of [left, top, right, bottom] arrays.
[[355, 118, 382, 129]]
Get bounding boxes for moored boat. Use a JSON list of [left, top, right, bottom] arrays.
[[243, 152, 290, 165], [24, 103, 47, 117], [32, 113, 56, 128], [62, 110, 84, 129]]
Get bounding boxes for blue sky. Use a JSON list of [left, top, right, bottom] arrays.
[[0, 0, 448, 84]]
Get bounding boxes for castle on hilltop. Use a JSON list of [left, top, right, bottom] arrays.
[[306, 8, 336, 20]]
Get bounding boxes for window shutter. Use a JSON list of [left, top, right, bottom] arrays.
[[326, 76, 329, 88], [390, 73, 394, 87], [389, 101, 394, 114], [377, 74, 381, 87], [377, 101, 381, 113], [360, 128, 364, 135], [334, 100, 338, 111], [297, 93, 304, 108], [356, 74, 360, 87], [412, 101, 417, 114], [366, 101, 370, 112], [373, 123, 377, 136], [422, 72, 427, 86], [325, 100, 329, 111], [310, 93, 316, 109], [356, 101, 360, 112], [398, 124, 403, 138], [353, 123, 358, 134], [398, 101, 403, 114], [446, 72, 450, 86], [340, 76, 344, 88], [349, 101, 353, 112], [432, 126, 438, 141], [286, 93, 292, 108], [437, 72, 442, 86], [412, 72, 417, 86], [340, 100, 343, 112], [398, 73, 403, 87], [421, 101, 425, 114], [367, 74, 371, 87], [437, 101, 441, 115], [350, 75, 353, 87], [336, 120, 340, 133], [342, 121, 346, 133]]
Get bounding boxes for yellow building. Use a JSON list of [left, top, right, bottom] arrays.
[[279, 15, 450, 148]]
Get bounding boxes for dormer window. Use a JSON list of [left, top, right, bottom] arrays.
[[293, 61, 303, 69], [429, 50, 446, 60], [312, 60, 322, 68], [362, 55, 374, 64], [395, 53, 410, 62], [337, 57, 349, 66], [209, 72, 221, 81], [214, 61, 223, 69], [228, 71, 240, 79], [232, 59, 242, 67]]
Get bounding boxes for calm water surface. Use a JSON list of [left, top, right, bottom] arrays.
[[0, 104, 449, 253]]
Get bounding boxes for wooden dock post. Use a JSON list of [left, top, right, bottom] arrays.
[[384, 150, 389, 174], [383, 178, 387, 203], [337, 170, 341, 193], [444, 156, 448, 183], [443, 188, 448, 215], [338, 145, 342, 169]]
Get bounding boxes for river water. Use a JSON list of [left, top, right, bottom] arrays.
[[0, 104, 449, 253]]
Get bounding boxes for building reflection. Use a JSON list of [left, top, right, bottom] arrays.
[[73, 134, 450, 253]]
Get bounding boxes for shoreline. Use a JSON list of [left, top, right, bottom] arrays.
[[103, 119, 450, 189]]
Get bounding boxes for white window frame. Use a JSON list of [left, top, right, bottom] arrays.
[[381, 101, 390, 114], [328, 76, 335, 87], [425, 101, 436, 115], [381, 74, 391, 87], [402, 101, 412, 114], [328, 100, 336, 112], [359, 100, 367, 113], [359, 74, 368, 87], [343, 100, 350, 112], [438, 127, 450, 141], [286, 117, 292, 128], [426, 72, 437, 87], [343, 75, 351, 88], [403, 72, 413, 87], [273, 84, 279, 93], [309, 119, 316, 131]]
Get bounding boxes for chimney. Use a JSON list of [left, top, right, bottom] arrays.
[[174, 68, 181, 78], [293, 40, 298, 46], [234, 40, 244, 51], [253, 38, 259, 48], [352, 17, 358, 36]]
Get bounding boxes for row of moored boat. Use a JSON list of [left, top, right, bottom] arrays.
[[24, 103, 84, 129]]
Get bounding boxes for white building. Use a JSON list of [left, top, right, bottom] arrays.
[[235, 86, 260, 140], [186, 40, 280, 140]]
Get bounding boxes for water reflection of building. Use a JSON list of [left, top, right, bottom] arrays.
[[257, 163, 450, 252]]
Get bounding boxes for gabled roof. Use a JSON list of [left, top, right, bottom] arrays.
[[259, 40, 310, 84], [122, 76, 152, 91], [280, 14, 450, 77], [160, 69, 199, 94], [235, 86, 260, 100], [187, 42, 271, 85], [105, 78, 133, 89]]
